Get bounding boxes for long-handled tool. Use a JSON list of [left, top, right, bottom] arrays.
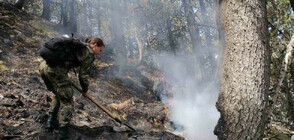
[[71, 83, 136, 132]]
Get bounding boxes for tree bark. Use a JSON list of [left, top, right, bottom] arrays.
[[214, 0, 270, 139], [41, 0, 51, 20], [15, 0, 26, 9]]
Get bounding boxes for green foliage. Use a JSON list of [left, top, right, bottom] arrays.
[[267, 0, 294, 135]]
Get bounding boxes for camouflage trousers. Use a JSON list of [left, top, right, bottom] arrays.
[[39, 61, 73, 127]]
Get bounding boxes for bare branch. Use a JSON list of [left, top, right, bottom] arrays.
[[268, 21, 291, 41], [272, 34, 294, 112]]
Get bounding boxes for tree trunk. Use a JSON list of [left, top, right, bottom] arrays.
[[15, 0, 26, 9], [85, 2, 93, 36], [97, 17, 101, 36], [110, 0, 127, 76], [167, 18, 176, 55], [290, 0, 294, 11], [272, 34, 294, 107], [182, 0, 200, 52], [135, 35, 143, 64], [215, 0, 225, 79], [62, 0, 69, 27], [41, 0, 51, 20], [60, 2, 63, 24], [214, 0, 270, 139], [182, 0, 202, 81], [199, 0, 212, 45], [69, 0, 77, 33], [288, 63, 294, 123], [199, 0, 217, 80]]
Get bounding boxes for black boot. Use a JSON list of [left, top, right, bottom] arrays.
[[46, 111, 59, 131], [59, 126, 70, 140]]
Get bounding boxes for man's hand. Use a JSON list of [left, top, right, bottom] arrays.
[[83, 91, 88, 97]]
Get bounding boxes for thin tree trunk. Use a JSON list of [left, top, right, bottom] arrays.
[[41, 0, 51, 20], [85, 0, 93, 36], [215, 0, 225, 79], [15, 0, 26, 9], [270, 34, 294, 117], [135, 35, 143, 64], [97, 17, 101, 36], [167, 18, 176, 55], [69, 0, 77, 32], [183, 0, 201, 80], [199, 0, 217, 80], [199, 0, 212, 45], [62, 0, 69, 27], [215, 0, 270, 139], [60, 2, 63, 24], [273, 34, 294, 102], [290, 0, 294, 11], [182, 0, 201, 52], [288, 63, 294, 123], [110, 0, 127, 76], [284, 76, 294, 125]]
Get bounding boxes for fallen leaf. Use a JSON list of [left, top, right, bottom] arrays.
[[109, 98, 132, 110]]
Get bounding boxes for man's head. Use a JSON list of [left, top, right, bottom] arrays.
[[87, 37, 105, 55]]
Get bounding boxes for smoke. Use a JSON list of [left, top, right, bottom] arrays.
[[46, 0, 221, 138], [154, 52, 220, 140]]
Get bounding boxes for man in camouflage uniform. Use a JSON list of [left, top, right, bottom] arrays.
[[39, 37, 105, 140]]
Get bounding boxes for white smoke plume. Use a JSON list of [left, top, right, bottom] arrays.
[[154, 53, 220, 140]]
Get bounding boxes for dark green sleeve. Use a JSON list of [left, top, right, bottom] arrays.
[[78, 48, 94, 92]]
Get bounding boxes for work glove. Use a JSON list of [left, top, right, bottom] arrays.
[[83, 91, 89, 97]]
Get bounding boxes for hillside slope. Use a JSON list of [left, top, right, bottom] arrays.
[[0, 3, 183, 140]]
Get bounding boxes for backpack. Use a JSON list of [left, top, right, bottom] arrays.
[[39, 37, 85, 67]]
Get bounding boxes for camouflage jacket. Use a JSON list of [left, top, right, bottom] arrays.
[[55, 41, 95, 92], [75, 45, 95, 92]]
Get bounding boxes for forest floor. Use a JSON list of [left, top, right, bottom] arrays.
[[0, 3, 184, 140]]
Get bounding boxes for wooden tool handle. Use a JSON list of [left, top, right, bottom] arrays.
[[71, 83, 136, 131], [84, 93, 118, 119], [71, 83, 117, 119]]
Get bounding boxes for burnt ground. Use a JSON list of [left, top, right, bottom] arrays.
[[0, 3, 184, 140]]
